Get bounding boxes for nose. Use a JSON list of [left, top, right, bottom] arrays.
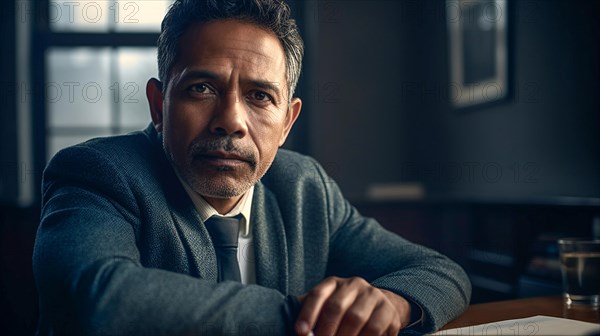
[[209, 92, 248, 138]]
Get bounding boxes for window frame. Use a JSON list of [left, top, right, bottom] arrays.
[[32, 0, 163, 166]]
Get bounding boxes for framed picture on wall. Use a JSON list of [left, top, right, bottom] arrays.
[[446, 0, 508, 109]]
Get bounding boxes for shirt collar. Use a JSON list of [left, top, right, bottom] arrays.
[[174, 170, 253, 237]]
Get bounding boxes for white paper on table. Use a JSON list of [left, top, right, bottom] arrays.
[[431, 315, 600, 336]]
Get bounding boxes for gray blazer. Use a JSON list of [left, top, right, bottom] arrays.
[[33, 125, 471, 335]]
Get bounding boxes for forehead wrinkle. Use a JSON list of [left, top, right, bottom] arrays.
[[203, 45, 282, 72], [192, 52, 283, 86], [200, 54, 275, 71], [219, 40, 277, 58]]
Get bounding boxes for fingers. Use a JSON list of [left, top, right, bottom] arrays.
[[313, 278, 365, 336], [295, 277, 338, 335], [295, 277, 402, 336], [334, 289, 379, 336]]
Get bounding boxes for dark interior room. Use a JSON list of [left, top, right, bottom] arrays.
[[1, 0, 599, 334]]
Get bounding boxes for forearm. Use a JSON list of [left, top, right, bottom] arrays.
[[39, 258, 295, 335], [326, 216, 471, 333], [370, 255, 471, 333]]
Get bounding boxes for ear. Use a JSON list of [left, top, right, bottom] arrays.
[[146, 78, 164, 133], [278, 97, 302, 147]]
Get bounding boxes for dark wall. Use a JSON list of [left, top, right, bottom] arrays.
[[0, 0, 19, 203], [308, 0, 600, 202], [0, 207, 38, 335], [307, 0, 412, 200], [1, 1, 37, 334]]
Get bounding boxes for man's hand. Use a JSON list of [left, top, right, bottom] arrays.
[[295, 276, 412, 336]]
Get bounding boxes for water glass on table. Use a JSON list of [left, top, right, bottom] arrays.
[[558, 238, 600, 307]]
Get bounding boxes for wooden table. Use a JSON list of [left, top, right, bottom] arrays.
[[441, 296, 600, 330]]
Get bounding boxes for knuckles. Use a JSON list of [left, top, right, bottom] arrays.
[[303, 276, 401, 336], [322, 300, 345, 316], [348, 276, 368, 287], [343, 309, 369, 326]]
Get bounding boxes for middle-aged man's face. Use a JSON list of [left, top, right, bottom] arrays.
[[147, 19, 302, 207]]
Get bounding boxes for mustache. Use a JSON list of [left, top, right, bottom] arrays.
[[188, 136, 257, 166]]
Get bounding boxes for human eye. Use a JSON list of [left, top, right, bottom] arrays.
[[248, 90, 274, 105], [188, 83, 215, 95]]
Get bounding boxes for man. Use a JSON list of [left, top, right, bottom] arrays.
[[33, 0, 471, 335]]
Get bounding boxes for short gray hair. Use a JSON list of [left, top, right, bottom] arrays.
[[157, 0, 304, 100]]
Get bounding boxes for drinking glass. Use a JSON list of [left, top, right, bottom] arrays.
[[558, 238, 600, 306]]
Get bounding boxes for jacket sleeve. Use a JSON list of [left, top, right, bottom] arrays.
[[313, 159, 472, 334], [33, 145, 299, 336]]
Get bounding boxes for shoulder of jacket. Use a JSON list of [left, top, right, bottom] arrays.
[[47, 129, 156, 169], [261, 149, 330, 187]]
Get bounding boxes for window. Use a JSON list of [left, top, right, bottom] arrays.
[[41, 0, 173, 160]]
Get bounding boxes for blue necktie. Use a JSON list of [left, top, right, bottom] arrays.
[[204, 216, 241, 282]]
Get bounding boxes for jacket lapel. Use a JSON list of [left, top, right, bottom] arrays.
[[166, 182, 218, 282], [252, 182, 289, 294], [147, 125, 217, 282]]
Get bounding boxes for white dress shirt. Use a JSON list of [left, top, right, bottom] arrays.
[[176, 174, 256, 285]]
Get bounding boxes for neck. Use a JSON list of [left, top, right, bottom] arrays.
[[202, 195, 243, 215]]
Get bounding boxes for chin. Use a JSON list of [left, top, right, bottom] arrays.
[[188, 175, 254, 199]]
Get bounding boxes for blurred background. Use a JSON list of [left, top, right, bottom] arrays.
[[1, 0, 599, 334]]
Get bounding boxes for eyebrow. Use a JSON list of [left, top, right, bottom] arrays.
[[249, 79, 283, 99], [178, 70, 219, 82], [178, 70, 284, 99]]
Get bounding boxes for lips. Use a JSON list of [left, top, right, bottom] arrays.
[[196, 151, 248, 162], [192, 151, 251, 170]]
